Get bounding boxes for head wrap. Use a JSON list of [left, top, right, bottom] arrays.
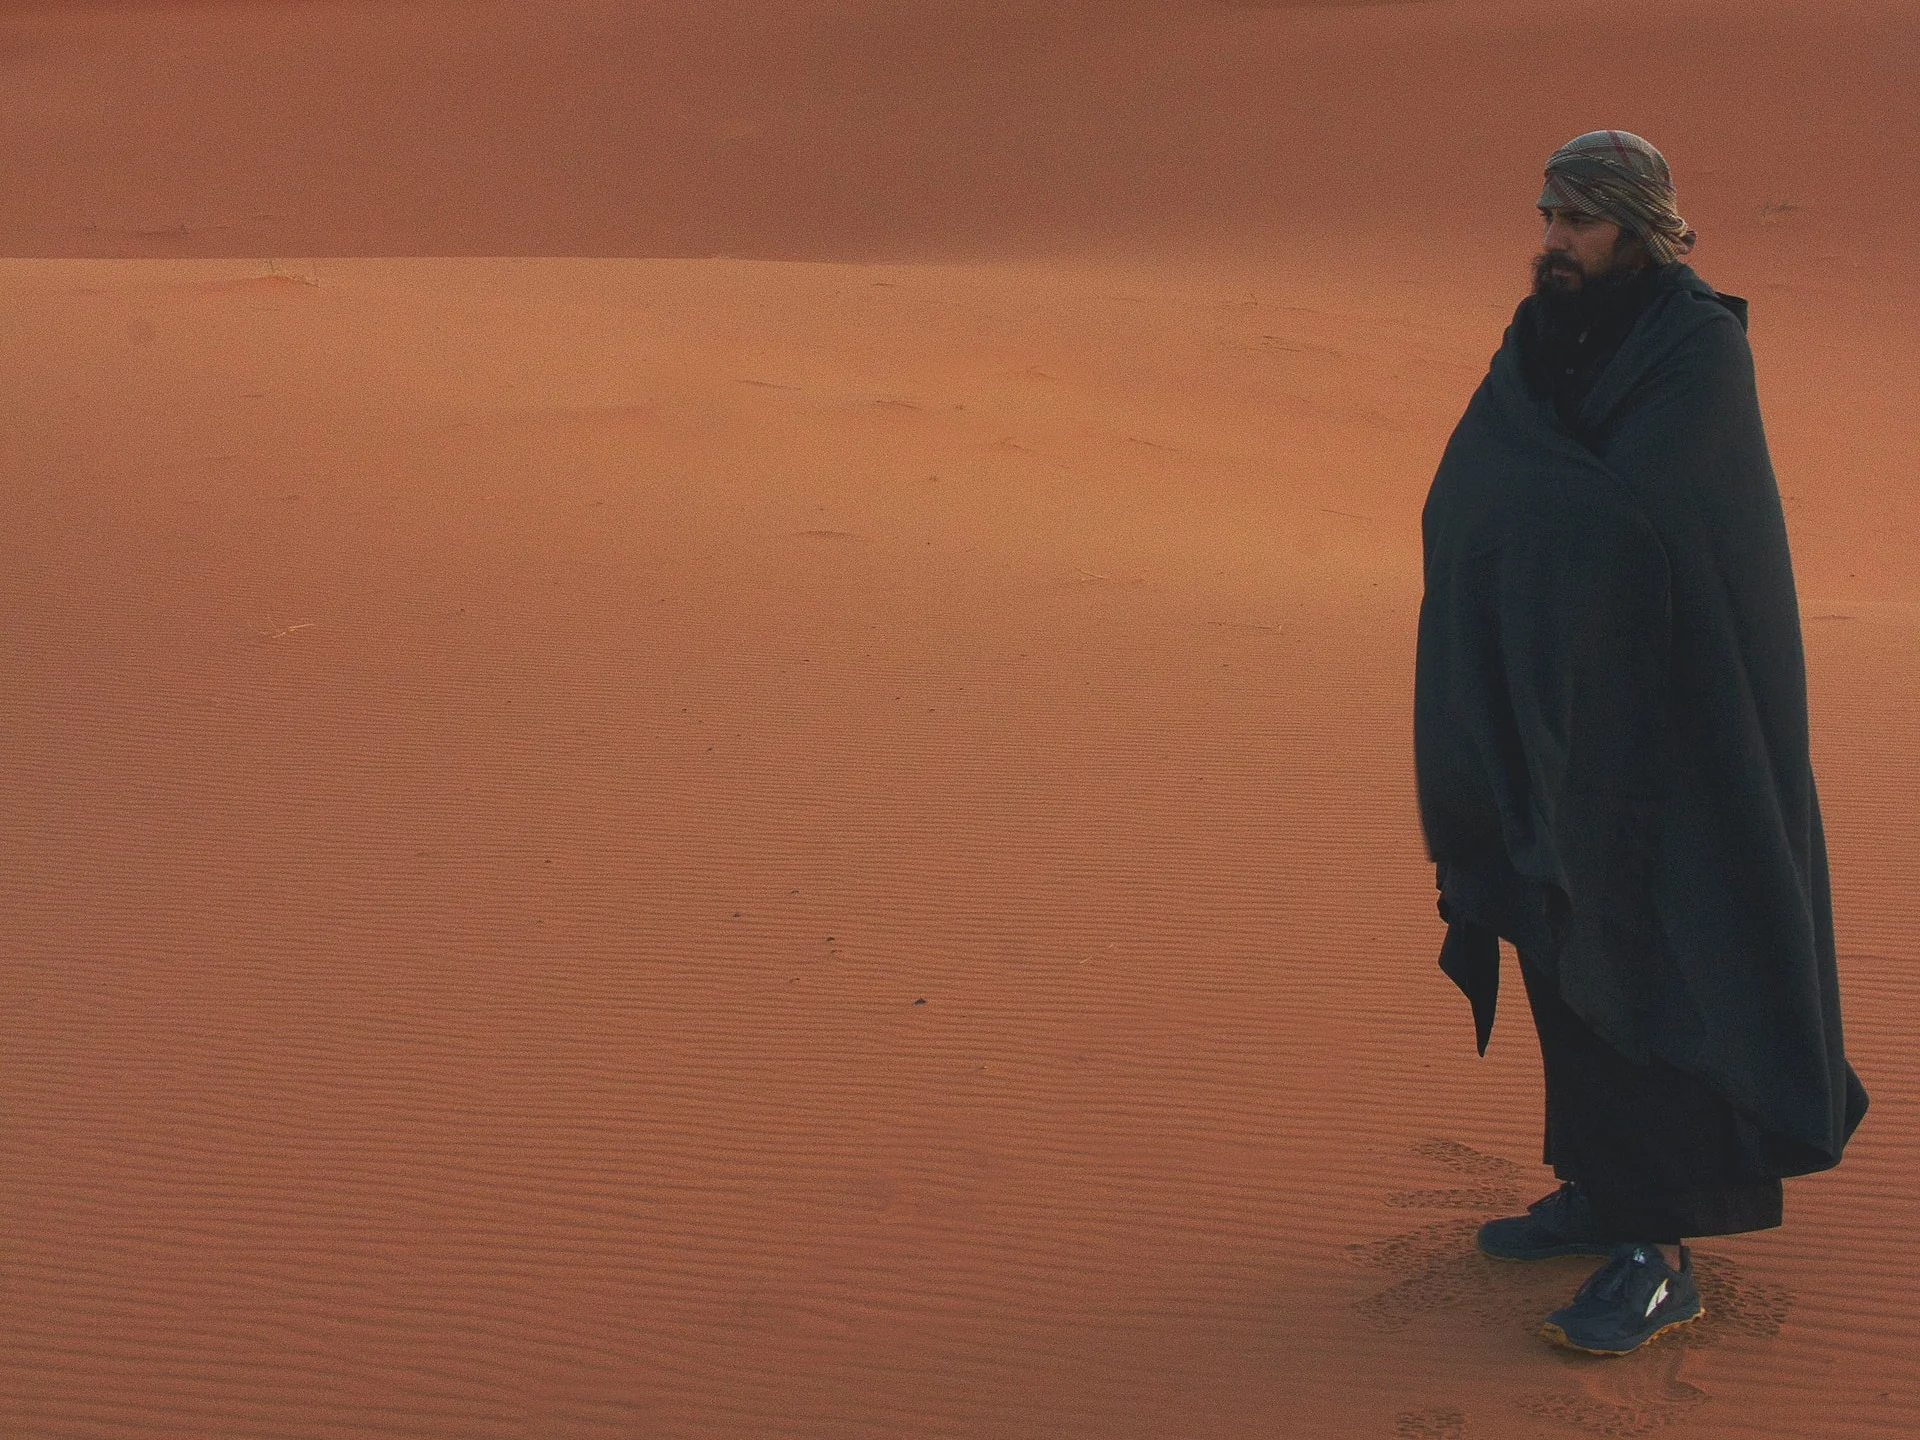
[[1539, 130, 1696, 264]]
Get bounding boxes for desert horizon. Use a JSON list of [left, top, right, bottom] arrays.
[[3, 2, 1916, 1436]]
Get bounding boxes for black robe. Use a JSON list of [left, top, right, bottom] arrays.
[[1415, 263, 1867, 1180]]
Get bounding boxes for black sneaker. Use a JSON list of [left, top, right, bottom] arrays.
[[1540, 1244, 1704, 1355], [1476, 1182, 1612, 1261]]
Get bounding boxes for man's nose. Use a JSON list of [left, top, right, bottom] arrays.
[[1542, 220, 1572, 251]]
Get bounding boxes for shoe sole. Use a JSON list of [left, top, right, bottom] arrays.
[[1538, 1305, 1706, 1356]]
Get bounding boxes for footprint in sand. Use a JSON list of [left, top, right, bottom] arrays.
[[1349, 1141, 1790, 1352], [1349, 1217, 1568, 1332], [1409, 1137, 1529, 1180], [1521, 1344, 1708, 1437], [1347, 1140, 1547, 1329], [1386, 1183, 1529, 1211], [1394, 1406, 1466, 1439], [1384, 1141, 1529, 1208], [1351, 1228, 1791, 1349], [1677, 1250, 1792, 1347]]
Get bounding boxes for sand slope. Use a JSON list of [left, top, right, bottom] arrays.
[[3, 2, 1918, 1437]]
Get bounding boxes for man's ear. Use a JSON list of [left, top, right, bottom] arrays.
[[1613, 230, 1653, 270]]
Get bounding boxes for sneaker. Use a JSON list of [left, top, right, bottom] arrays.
[[1476, 1182, 1612, 1261], [1540, 1244, 1704, 1355]]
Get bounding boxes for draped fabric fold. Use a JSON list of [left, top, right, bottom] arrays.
[[1415, 263, 1867, 1177]]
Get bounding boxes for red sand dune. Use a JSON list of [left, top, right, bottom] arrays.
[[2, 2, 1917, 1436]]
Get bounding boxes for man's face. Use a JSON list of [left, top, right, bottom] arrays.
[[1535, 206, 1627, 292]]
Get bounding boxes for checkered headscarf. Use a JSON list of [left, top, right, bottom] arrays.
[[1539, 130, 1697, 264]]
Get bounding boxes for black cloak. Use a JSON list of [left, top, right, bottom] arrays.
[[1415, 263, 1867, 1178]]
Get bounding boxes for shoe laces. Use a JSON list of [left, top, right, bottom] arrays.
[[1575, 1246, 1659, 1304]]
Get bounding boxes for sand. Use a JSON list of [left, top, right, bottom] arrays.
[[3, 1, 1917, 1436]]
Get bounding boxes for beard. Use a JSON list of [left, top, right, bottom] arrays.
[[1532, 250, 1590, 295], [1531, 241, 1652, 325]]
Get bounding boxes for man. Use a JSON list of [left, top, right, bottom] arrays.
[[1413, 131, 1868, 1356]]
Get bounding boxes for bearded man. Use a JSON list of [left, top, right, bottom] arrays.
[[1413, 130, 1868, 1355]]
